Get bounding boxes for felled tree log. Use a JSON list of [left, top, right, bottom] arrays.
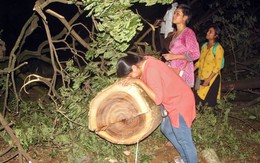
[[222, 78, 260, 91], [88, 83, 161, 145]]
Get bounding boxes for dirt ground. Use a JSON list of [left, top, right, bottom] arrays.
[[0, 137, 207, 163], [0, 128, 259, 163]]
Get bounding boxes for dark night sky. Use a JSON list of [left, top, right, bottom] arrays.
[[0, 0, 35, 52]]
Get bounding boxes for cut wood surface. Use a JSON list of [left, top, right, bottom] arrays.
[[88, 83, 161, 145]]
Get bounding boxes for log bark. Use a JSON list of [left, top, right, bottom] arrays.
[[88, 83, 161, 145], [222, 78, 260, 91]]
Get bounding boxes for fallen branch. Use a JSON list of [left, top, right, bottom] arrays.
[[1, 152, 18, 163], [0, 122, 14, 131], [45, 9, 91, 50], [228, 114, 258, 132], [0, 146, 13, 157], [222, 78, 260, 91], [2, 12, 38, 115], [128, 19, 162, 55], [0, 62, 28, 74], [0, 113, 36, 163], [236, 96, 260, 109]]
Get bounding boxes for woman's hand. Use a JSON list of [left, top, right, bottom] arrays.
[[194, 66, 198, 72], [162, 53, 186, 61], [162, 52, 174, 61], [201, 73, 216, 86], [202, 78, 210, 86]]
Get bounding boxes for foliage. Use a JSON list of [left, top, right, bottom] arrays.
[[244, 131, 260, 144], [193, 93, 257, 161], [83, 0, 143, 78], [193, 108, 242, 158], [83, 0, 173, 77], [1, 101, 55, 150]]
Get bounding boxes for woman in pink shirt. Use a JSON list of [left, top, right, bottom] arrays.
[[163, 4, 200, 87], [117, 54, 198, 163]]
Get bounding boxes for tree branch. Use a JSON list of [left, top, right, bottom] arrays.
[[0, 113, 36, 163], [45, 9, 92, 50]]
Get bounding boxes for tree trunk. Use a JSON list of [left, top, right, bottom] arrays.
[[222, 78, 260, 91], [88, 83, 161, 145]]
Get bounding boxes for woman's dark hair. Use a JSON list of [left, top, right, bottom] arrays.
[[209, 24, 221, 42], [116, 54, 143, 78], [177, 4, 192, 24]]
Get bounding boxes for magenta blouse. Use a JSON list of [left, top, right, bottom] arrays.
[[169, 27, 200, 87]]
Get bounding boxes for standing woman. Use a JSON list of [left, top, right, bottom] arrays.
[[194, 24, 224, 107], [162, 4, 200, 87]]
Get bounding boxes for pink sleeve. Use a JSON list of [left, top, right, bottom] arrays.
[[184, 29, 200, 61]]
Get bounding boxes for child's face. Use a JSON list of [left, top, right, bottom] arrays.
[[127, 65, 141, 79]]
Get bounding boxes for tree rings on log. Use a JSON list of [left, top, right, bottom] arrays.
[[88, 83, 161, 144]]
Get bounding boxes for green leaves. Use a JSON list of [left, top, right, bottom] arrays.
[[94, 11, 142, 52], [82, 0, 170, 56], [138, 0, 173, 6]]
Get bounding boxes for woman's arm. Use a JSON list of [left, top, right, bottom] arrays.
[[202, 72, 216, 86], [162, 52, 186, 61], [194, 66, 198, 72], [184, 29, 200, 61], [120, 78, 156, 103], [134, 79, 156, 102]]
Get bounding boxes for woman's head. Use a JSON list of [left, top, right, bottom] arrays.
[[206, 24, 221, 42], [116, 55, 144, 78], [173, 4, 192, 25]]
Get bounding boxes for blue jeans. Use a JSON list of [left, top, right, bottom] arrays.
[[160, 106, 198, 163]]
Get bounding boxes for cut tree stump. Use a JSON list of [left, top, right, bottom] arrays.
[[88, 83, 161, 145]]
